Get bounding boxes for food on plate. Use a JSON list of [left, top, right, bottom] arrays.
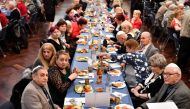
[[93, 61, 109, 69], [76, 39, 87, 45], [92, 40, 98, 45], [115, 104, 133, 109], [109, 69, 120, 75], [95, 87, 103, 92], [76, 48, 88, 53], [75, 56, 88, 62], [107, 47, 118, 52], [93, 32, 100, 37], [78, 70, 88, 76], [74, 85, 84, 93], [84, 85, 92, 93], [112, 82, 124, 88], [64, 105, 82, 109]]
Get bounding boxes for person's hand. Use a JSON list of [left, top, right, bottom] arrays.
[[133, 89, 140, 97], [131, 88, 136, 93], [120, 63, 125, 68], [136, 107, 143, 109], [114, 44, 121, 49], [65, 43, 70, 48], [68, 68, 78, 80]]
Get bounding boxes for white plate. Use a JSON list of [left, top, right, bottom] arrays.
[[108, 69, 121, 76], [114, 104, 134, 109], [107, 47, 118, 52], [111, 82, 126, 89]]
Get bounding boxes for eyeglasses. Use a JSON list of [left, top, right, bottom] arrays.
[[163, 73, 178, 77]]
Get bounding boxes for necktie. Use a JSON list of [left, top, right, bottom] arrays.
[[41, 86, 55, 109]]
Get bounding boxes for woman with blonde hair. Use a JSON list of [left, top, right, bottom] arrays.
[[33, 43, 56, 69], [48, 50, 78, 108]]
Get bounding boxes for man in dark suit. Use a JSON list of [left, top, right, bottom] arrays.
[[21, 66, 60, 109], [137, 63, 190, 109], [139, 31, 159, 60]]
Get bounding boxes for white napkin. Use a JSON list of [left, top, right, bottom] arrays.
[[64, 97, 85, 105], [112, 91, 127, 98]]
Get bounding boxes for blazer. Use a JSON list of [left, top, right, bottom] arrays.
[[141, 80, 190, 109], [21, 81, 58, 109], [145, 44, 159, 60]]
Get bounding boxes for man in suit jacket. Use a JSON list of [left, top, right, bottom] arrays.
[[137, 63, 190, 109], [140, 31, 159, 60], [21, 66, 60, 109]]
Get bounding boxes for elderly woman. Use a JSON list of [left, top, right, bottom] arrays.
[[121, 20, 135, 38], [48, 50, 78, 108], [33, 43, 56, 69], [130, 53, 166, 108]]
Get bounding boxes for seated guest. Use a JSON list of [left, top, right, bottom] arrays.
[[114, 31, 132, 54], [139, 31, 159, 60], [7, 1, 21, 21], [48, 50, 78, 108], [0, 10, 9, 28], [47, 26, 65, 51], [71, 17, 87, 47], [131, 10, 142, 30], [16, 0, 28, 17], [33, 43, 56, 69], [73, 4, 84, 18], [121, 20, 135, 38], [115, 6, 129, 20], [131, 53, 166, 108], [112, 13, 125, 37], [137, 63, 190, 109], [21, 66, 61, 109], [64, 7, 77, 22], [56, 19, 71, 49]]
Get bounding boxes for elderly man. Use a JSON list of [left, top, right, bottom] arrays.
[[6, 1, 20, 21], [137, 63, 190, 109], [140, 31, 159, 60], [115, 31, 132, 54], [21, 66, 60, 109]]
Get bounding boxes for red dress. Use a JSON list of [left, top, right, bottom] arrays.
[[17, 2, 28, 17], [71, 22, 81, 40], [0, 12, 9, 28]]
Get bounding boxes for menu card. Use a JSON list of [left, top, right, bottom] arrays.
[[147, 101, 178, 109]]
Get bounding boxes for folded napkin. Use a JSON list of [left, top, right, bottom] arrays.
[[112, 91, 127, 98]]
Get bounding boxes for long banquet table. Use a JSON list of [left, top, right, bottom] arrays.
[[64, 1, 134, 109]]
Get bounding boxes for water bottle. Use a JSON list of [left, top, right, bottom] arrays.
[[106, 74, 112, 93]]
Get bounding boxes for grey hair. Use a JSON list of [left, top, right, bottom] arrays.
[[32, 65, 44, 74], [149, 53, 167, 69], [165, 63, 181, 75]]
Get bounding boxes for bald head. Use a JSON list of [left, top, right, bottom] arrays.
[[140, 31, 152, 46]]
